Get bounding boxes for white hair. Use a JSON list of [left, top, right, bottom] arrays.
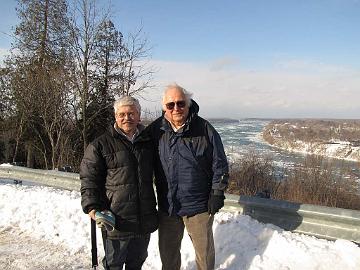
[[114, 96, 141, 115], [162, 83, 192, 109]]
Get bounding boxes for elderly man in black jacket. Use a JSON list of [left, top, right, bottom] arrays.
[[149, 83, 229, 270], [80, 96, 158, 270]]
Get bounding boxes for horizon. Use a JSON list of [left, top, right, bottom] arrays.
[[205, 117, 360, 120], [1, 0, 359, 119]]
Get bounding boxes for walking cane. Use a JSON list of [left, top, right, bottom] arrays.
[[91, 218, 98, 269]]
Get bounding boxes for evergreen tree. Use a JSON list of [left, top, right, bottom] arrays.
[[5, 0, 72, 169]]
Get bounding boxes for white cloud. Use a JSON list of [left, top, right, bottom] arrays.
[[275, 59, 353, 74], [208, 56, 240, 72], [140, 59, 360, 119]]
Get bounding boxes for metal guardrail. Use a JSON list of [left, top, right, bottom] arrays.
[[236, 195, 360, 244], [1, 165, 359, 244], [0, 165, 80, 191]]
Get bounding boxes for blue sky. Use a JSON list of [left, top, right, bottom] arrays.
[[1, 0, 360, 119], [114, 1, 360, 66]]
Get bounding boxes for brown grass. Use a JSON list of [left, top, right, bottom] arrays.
[[228, 152, 360, 210]]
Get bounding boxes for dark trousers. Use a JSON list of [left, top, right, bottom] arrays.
[[102, 232, 150, 270], [158, 211, 215, 270]]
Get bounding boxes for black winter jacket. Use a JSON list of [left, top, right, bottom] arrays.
[[149, 100, 229, 217], [80, 125, 158, 239]]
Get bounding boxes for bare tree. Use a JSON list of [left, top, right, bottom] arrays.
[[68, 0, 111, 150], [117, 27, 156, 97], [68, 0, 156, 152], [0, 67, 13, 120]]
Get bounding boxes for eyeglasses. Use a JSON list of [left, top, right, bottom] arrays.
[[165, 101, 186, 110], [116, 112, 136, 119]]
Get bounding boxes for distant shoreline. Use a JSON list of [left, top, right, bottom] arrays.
[[262, 120, 360, 162], [207, 118, 240, 124], [262, 135, 360, 163]]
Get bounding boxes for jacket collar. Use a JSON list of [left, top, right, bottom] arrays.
[[110, 123, 149, 143]]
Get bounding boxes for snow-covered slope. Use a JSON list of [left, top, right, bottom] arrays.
[[1, 181, 360, 270], [269, 138, 360, 162]]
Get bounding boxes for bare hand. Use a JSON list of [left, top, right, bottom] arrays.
[[88, 209, 96, 220]]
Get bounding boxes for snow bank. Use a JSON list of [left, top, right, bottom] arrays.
[[1, 182, 360, 269]]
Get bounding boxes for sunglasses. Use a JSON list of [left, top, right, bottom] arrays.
[[165, 101, 186, 110]]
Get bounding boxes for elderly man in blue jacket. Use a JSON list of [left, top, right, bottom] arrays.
[[149, 83, 229, 270]]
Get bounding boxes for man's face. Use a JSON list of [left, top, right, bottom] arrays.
[[163, 88, 189, 127], [115, 105, 140, 135]]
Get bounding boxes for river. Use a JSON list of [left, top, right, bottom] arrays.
[[209, 119, 360, 180]]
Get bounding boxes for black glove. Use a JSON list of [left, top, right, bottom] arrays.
[[208, 192, 225, 215]]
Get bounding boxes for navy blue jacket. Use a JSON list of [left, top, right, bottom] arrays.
[[149, 100, 229, 216]]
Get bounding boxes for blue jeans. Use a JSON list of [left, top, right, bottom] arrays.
[[102, 233, 150, 270]]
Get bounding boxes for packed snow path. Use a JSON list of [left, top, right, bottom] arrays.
[[0, 228, 89, 269]]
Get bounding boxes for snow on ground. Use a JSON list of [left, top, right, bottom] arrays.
[[1, 180, 360, 270]]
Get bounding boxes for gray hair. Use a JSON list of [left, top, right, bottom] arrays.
[[114, 96, 141, 115], [162, 83, 192, 109]]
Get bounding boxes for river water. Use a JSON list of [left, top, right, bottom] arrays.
[[210, 119, 360, 180]]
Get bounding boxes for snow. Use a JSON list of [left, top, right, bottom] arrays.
[[265, 138, 360, 162], [1, 180, 360, 270], [0, 163, 12, 167]]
